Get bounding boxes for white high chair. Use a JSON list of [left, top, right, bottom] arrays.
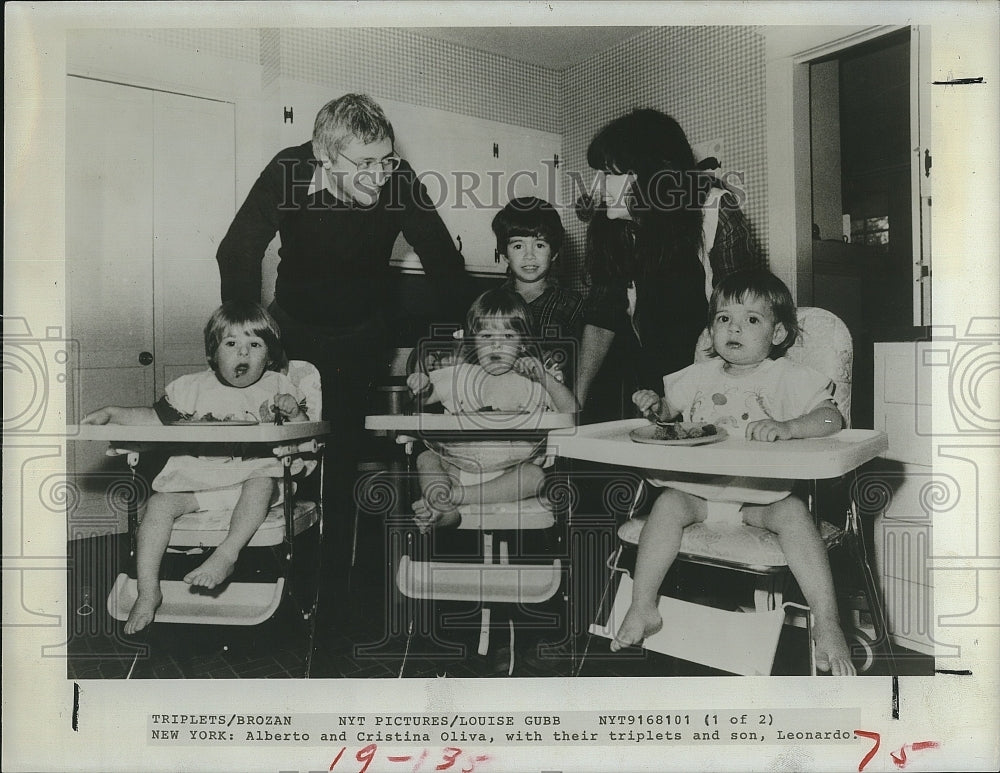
[[585, 307, 891, 675], [368, 340, 574, 676], [103, 361, 327, 664]]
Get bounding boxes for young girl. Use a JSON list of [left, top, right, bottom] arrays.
[[406, 288, 578, 532], [620, 269, 856, 676], [81, 301, 310, 634], [492, 196, 584, 388]]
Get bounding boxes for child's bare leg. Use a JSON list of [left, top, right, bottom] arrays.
[[747, 497, 856, 676], [450, 461, 545, 509], [411, 451, 462, 532], [612, 489, 705, 651], [126, 491, 198, 634], [184, 477, 275, 589]]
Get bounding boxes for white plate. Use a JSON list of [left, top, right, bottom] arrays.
[[629, 423, 728, 446]]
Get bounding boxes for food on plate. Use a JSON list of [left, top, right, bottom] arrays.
[[652, 421, 718, 441]]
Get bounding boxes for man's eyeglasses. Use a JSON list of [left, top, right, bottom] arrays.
[[338, 150, 401, 173]]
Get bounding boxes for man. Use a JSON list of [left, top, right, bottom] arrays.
[[217, 93, 474, 569]]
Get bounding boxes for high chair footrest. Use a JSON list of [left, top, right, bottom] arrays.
[[589, 575, 785, 676], [107, 574, 285, 626], [170, 500, 318, 548], [395, 556, 561, 603], [457, 503, 555, 531], [618, 517, 842, 570]]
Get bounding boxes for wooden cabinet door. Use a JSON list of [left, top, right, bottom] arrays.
[[66, 76, 156, 411], [273, 80, 562, 277], [387, 100, 561, 276]]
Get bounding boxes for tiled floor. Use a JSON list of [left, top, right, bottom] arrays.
[[66, 522, 934, 680]]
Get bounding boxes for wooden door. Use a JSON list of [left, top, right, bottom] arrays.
[[66, 77, 236, 531], [152, 91, 236, 388], [67, 76, 156, 416], [66, 76, 157, 530]]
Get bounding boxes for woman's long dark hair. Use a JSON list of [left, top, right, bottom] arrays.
[[583, 109, 708, 286]]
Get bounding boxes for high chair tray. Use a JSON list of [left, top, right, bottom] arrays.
[[70, 421, 330, 444], [589, 575, 786, 676], [365, 413, 576, 433], [108, 575, 285, 626], [554, 419, 887, 479], [395, 556, 561, 603]]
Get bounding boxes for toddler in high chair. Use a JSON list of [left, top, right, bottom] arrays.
[[619, 269, 856, 675], [406, 288, 579, 532], [81, 301, 310, 634]]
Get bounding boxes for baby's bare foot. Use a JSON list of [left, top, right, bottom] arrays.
[[184, 550, 237, 589], [813, 619, 857, 676], [124, 588, 162, 634], [611, 602, 663, 652], [412, 498, 461, 533]]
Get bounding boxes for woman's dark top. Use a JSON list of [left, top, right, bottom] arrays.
[[583, 191, 765, 390]]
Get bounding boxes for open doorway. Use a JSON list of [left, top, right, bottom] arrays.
[[807, 28, 930, 428]]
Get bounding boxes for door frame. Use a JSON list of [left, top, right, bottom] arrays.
[[765, 24, 930, 323]]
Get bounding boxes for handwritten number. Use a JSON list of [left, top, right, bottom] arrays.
[[891, 741, 940, 769], [356, 743, 378, 773], [855, 730, 881, 772], [461, 755, 489, 773], [411, 749, 429, 772], [436, 747, 462, 771], [330, 747, 346, 771], [469, 754, 490, 773]]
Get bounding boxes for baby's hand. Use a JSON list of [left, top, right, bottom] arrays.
[[273, 393, 303, 420], [407, 372, 431, 394], [80, 407, 113, 425], [745, 419, 793, 442], [514, 356, 546, 381], [632, 390, 662, 419]]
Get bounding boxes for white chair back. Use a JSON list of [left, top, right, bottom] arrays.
[[785, 307, 853, 428], [286, 360, 322, 421]]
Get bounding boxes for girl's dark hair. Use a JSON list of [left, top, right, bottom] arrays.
[[491, 196, 564, 255], [585, 109, 708, 285], [204, 300, 287, 372], [708, 269, 799, 358]]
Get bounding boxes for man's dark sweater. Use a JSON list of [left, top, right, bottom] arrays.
[[217, 142, 472, 327]]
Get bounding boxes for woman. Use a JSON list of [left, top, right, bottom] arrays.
[[575, 109, 765, 415]]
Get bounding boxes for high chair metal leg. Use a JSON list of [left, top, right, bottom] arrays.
[[126, 451, 141, 560], [576, 544, 624, 677], [578, 477, 646, 677], [281, 459, 296, 596], [843, 477, 897, 677], [397, 530, 416, 679], [478, 532, 494, 657]]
